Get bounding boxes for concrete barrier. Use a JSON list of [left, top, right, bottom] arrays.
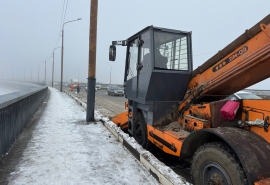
[[0, 84, 48, 160]]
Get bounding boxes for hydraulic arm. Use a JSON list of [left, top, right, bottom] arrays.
[[179, 20, 270, 117]]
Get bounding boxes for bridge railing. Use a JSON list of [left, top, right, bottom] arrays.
[[0, 85, 48, 159]]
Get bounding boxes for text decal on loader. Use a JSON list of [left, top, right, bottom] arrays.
[[212, 46, 248, 72]]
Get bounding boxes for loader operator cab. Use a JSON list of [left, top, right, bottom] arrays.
[[109, 26, 193, 104]]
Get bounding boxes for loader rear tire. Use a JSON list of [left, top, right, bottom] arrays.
[[191, 142, 248, 185], [134, 113, 153, 150]]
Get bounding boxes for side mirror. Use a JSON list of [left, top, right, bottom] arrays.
[[109, 45, 116, 61]]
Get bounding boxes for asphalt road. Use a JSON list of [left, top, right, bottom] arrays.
[[54, 86, 126, 119]]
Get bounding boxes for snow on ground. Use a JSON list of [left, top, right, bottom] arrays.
[[8, 88, 159, 185], [100, 117, 191, 185], [65, 90, 191, 184]]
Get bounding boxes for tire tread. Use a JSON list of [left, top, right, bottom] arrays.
[[191, 142, 248, 185], [134, 113, 153, 150]]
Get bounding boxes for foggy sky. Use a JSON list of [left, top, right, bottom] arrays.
[[0, 1, 270, 89]]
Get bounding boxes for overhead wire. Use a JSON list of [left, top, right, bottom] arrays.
[[17, 0, 68, 82], [63, 0, 69, 24], [54, 0, 68, 49]]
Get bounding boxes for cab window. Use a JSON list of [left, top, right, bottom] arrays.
[[140, 30, 151, 73], [127, 38, 139, 80], [154, 31, 189, 71]]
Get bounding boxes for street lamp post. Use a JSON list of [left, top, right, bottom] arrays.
[[60, 18, 82, 92], [78, 70, 80, 83], [38, 61, 43, 83], [107, 62, 112, 85], [38, 64, 40, 82], [86, 0, 98, 122], [45, 61, 46, 83], [52, 47, 61, 87], [75, 67, 80, 83], [45, 56, 52, 84]]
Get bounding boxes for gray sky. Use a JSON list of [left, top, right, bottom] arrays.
[[0, 1, 270, 89]]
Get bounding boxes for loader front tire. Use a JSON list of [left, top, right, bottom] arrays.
[[134, 113, 153, 150], [191, 142, 247, 185]]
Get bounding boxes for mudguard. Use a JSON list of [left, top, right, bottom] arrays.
[[111, 111, 128, 129], [181, 127, 270, 185]]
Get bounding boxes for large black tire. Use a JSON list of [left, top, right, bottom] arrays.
[[133, 113, 153, 150], [191, 142, 248, 185]]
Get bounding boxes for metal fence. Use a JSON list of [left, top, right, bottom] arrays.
[[0, 85, 48, 159]]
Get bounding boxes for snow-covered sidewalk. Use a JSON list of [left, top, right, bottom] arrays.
[[8, 88, 158, 185]]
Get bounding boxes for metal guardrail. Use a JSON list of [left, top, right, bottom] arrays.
[[0, 85, 48, 159]]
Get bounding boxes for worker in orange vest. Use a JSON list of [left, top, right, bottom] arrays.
[[77, 84, 80, 94]]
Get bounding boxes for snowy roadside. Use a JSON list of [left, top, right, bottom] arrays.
[[64, 90, 191, 185], [8, 88, 159, 185]]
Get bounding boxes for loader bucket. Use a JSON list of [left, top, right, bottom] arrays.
[[111, 111, 128, 130]]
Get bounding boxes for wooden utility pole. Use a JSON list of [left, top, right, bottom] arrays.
[[86, 0, 98, 122]]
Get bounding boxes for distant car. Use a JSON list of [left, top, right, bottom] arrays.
[[226, 91, 262, 100], [95, 84, 102, 90], [85, 86, 97, 92], [107, 84, 120, 90], [107, 86, 124, 96], [106, 85, 112, 90]]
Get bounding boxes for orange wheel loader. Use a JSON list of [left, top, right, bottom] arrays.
[[109, 14, 270, 185]]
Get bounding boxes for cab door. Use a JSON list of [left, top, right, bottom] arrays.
[[137, 30, 152, 101], [125, 38, 139, 98], [125, 29, 153, 101]]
